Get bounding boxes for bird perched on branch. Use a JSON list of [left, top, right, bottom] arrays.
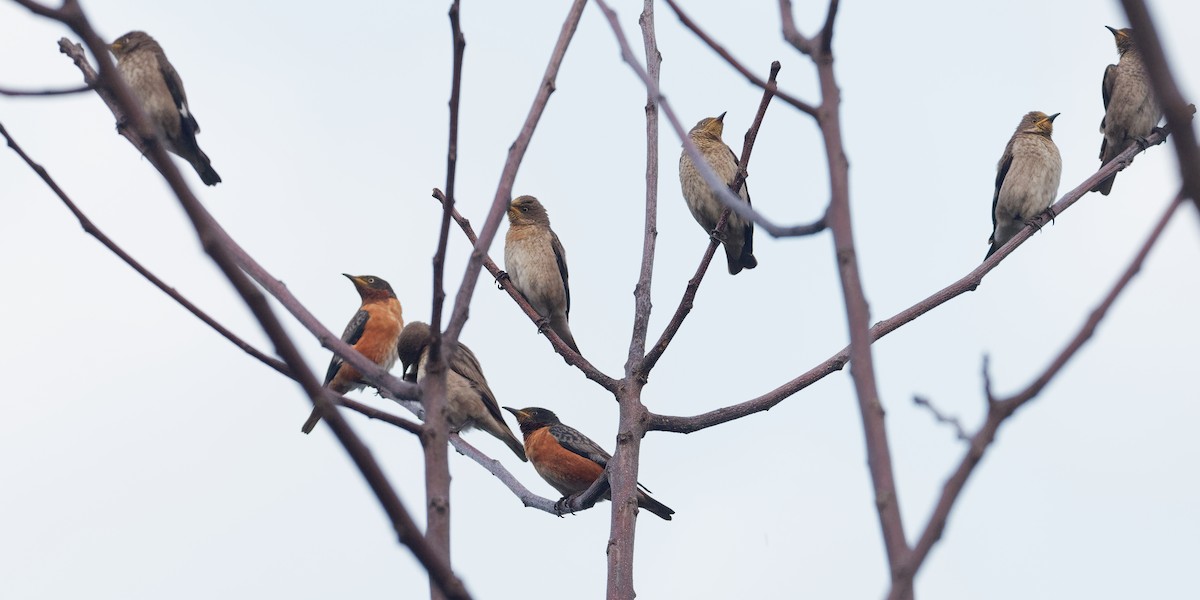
[[504, 406, 674, 521], [109, 31, 221, 186], [396, 322, 527, 461], [679, 112, 757, 275], [1094, 26, 1161, 196], [504, 196, 580, 354], [301, 274, 403, 434], [986, 111, 1062, 259]]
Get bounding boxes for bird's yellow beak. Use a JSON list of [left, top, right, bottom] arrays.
[[110, 41, 122, 53], [343, 273, 367, 287]]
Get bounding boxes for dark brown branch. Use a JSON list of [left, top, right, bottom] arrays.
[[335, 396, 423, 435], [441, 0, 587, 351], [649, 126, 1173, 433], [45, 8, 467, 597], [624, 1, 665, 375], [663, 0, 816, 117], [1120, 0, 1200, 212], [0, 83, 92, 96], [432, 189, 621, 393], [778, 1, 910, 583], [422, 4, 467, 598], [888, 192, 1186, 600]]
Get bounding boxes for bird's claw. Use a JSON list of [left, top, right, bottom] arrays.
[[494, 271, 509, 289], [554, 496, 579, 517], [708, 228, 727, 244], [534, 317, 550, 335], [1135, 135, 1152, 151]]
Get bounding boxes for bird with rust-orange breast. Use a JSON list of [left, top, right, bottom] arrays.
[[301, 274, 403, 434], [503, 406, 674, 520]]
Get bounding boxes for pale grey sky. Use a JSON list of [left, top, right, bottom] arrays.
[[2, 1, 1198, 598]]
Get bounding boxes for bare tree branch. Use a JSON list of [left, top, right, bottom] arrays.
[[912, 396, 969, 442], [1119, 0, 1200, 213], [0, 83, 92, 96], [888, 191, 1187, 600], [0, 120, 288, 378], [777, 2, 911, 590], [648, 125, 1174, 433], [662, 0, 815, 116], [421, 4, 467, 598]]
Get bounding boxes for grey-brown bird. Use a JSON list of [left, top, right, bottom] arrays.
[[504, 406, 674, 521], [110, 31, 221, 186], [504, 196, 579, 354], [1094, 26, 1161, 195], [987, 111, 1062, 259], [301, 275, 403, 434], [396, 321, 527, 461], [679, 112, 757, 275]]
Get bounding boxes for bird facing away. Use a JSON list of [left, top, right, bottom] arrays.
[[301, 275, 404, 434], [987, 111, 1062, 259], [110, 31, 221, 186], [679, 112, 757, 275], [503, 406, 674, 521], [1095, 26, 1161, 195], [396, 321, 527, 461], [503, 196, 580, 354]]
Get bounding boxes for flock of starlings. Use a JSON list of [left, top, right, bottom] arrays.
[[107, 26, 1159, 521]]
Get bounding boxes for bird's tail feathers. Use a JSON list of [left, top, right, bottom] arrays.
[[637, 491, 675, 521], [301, 408, 323, 434], [550, 314, 580, 354]]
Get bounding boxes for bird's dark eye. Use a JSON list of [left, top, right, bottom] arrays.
[[520, 206, 528, 212]]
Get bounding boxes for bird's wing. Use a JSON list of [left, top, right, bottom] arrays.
[[1101, 63, 1118, 113], [550, 231, 571, 316], [451, 343, 507, 426], [324, 309, 369, 385], [991, 150, 1014, 231], [156, 53, 200, 135], [549, 423, 612, 467]]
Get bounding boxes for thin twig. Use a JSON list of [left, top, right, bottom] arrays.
[[0, 83, 92, 96], [662, 0, 816, 117], [887, 191, 1186, 600], [912, 396, 969, 442]]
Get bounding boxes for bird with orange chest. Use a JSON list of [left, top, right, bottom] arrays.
[[503, 406, 674, 521], [301, 274, 403, 434]]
